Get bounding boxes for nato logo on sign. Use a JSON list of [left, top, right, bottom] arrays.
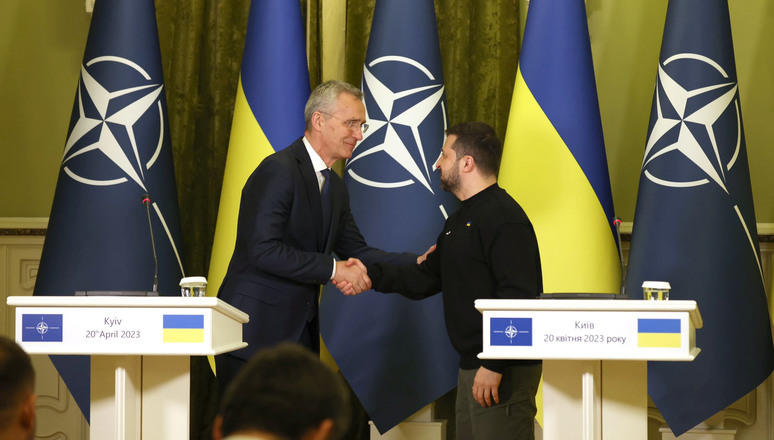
[[22, 314, 63, 342], [490, 318, 532, 346]]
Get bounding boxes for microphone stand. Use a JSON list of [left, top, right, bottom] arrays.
[[143, 194, 159, 293], [613, 217, 628, 298], [73, 196, 161, 296]]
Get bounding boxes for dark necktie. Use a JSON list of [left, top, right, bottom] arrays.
[[320, 169, 332, 244]]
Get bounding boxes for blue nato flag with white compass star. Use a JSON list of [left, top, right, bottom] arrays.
[[490, 318, 532, 346], [33, 0, 183, 421], [625, 0, 774, 435], [319, 0, 459, 433], [21, 315, 63, 342]]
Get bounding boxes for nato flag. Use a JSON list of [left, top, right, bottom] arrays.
[[625, 0, 774, 435], [34, 0, 184, 421], [319, 0, 459, 433]]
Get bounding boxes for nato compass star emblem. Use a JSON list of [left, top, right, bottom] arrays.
[[22, 314, 63, 342], [504, 325, 519, 339], [347, 55, 450, 218], [643, 52, 761, 277], [63, 56, 165, 189], [35, 321, 51, 335], [60, 55, 183, 272], [494, 321, 523, 342], [491, 318, 532, 346]]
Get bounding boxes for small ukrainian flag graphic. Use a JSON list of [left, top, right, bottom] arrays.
[[638, 318, 681, 348], [163, 314, 204, 343]]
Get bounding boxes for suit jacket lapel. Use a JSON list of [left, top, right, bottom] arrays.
[[291, 140, 325, 251]]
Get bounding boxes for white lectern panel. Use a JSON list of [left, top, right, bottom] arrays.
[[476, 299, 702, 440], [9, 296, 247, 355], [7, 296, 248, 440]]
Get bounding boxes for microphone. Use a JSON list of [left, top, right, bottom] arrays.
[[613, 217, 627, 297], [73, 196, 161, 296], [142, 194, 159, 293]]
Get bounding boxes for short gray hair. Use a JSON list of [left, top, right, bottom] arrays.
[[304, 81, 364, 130]]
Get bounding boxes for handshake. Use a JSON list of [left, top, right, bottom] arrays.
[[331, 258, 371, 296], [331, 244, 437, 296]]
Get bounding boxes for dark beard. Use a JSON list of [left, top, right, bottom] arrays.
[[440, 171, 459, 193]]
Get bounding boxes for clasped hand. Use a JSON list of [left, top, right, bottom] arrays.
[[331, 258, 370, 295], [332, 244, 436, 296]]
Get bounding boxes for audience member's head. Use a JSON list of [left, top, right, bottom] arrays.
[[0, 336, 35, 440], [214, 343, 350, 440]]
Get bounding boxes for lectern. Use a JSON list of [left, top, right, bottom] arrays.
[[476, 299, 702, 440], [7, 296, 248, 440]]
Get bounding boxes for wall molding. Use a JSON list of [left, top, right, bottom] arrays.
[[0, 217, 48, 236], [7, 219, 774, 239], [1, 219, 87, 439]]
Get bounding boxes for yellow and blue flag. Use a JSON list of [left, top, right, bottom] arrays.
[[319, 0, 459, 432], [499, 0, 620, 296], [626, 0, 774, 435], [33, 0, 184, 421], [637, 319, 681, 348], [207, 1, 310, 302], [162, 314, 205, 343]]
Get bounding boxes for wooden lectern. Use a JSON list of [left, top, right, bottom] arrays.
[[7, 296, 248, 440], [476, 299, 702, 440]]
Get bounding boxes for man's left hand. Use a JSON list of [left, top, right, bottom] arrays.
[[472, 366, 502, 408]]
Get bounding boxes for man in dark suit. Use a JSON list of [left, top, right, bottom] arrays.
[[216, 81, 419, 390]]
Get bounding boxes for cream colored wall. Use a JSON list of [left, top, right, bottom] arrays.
[[0, 0, 90, 217], [729, 1, 774, 223], [2, 1, 773, 222], [587, 0, 667, 221]]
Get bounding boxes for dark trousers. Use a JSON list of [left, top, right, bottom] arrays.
[[455, 363, 542, 440], [215, 312, 320, 396]]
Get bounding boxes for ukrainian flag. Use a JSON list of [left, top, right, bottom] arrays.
[[638, 319, 681, 348], [205, 1, 309, 372], [207, 1, 310, 301], [163, 315, 205, 343], [499, 0, 620, 294]]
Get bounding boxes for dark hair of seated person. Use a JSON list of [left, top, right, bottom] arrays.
[[216, 343, 350, 440], [0, 335, 36, 440]]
